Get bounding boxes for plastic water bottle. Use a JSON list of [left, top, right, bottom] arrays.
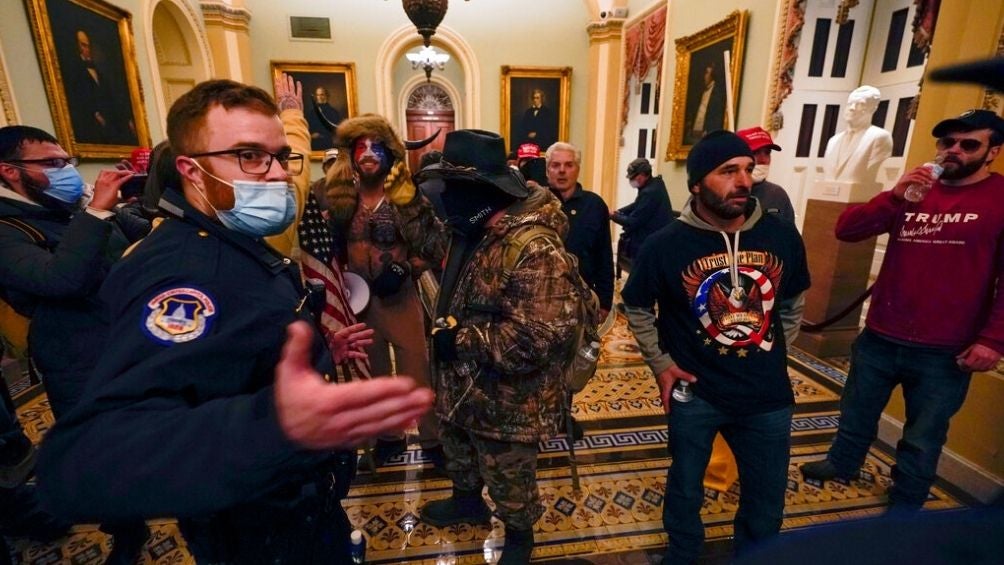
[[672, 381, 694, 403], [350, 529, 366, 564], [573, 340, 600, 372], [903, 156, 945, 202]]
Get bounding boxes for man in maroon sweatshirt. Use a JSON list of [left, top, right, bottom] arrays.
[[801, 109, 1004, 511]]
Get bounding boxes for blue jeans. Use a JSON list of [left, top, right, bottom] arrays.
[[663, 395, 792, 564], [826, 329, 972, 507]]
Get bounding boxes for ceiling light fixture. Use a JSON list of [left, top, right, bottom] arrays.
[[406, 45, 451, 82]]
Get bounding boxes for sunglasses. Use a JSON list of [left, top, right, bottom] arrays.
[[936, 136, 984, 153]]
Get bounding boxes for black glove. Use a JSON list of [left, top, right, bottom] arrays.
[[432, 325, 459, 362], [371, 262, 409, 298]]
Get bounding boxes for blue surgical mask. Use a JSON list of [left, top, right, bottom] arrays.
[[191, 161, 296, 237], [42, 164, 85, 204], [216, 180, 296, 237]]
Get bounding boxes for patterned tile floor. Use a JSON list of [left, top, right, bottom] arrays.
[[4, 312, 970, 564]]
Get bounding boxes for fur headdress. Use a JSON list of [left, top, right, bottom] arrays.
[[325, 113, 416, 227]]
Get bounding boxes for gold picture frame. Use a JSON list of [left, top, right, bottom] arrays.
[[24, 0, 151, 158], [501, 66, 571, 154], [270, 61, 358, 160], [665, 10, 749, 161]]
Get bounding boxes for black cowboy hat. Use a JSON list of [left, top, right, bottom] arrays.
[[414, 129, 530, 199]]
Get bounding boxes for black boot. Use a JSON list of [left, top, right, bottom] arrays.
[[0, 483, 69, 542], [800, 459, 857, 482], [419, 487, 491, 527], [499, 526, 534, 564], [101, 521, 150, 565]]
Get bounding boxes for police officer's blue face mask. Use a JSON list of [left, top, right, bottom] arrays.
[[41, 164, 86, 205], [216, 180, 296, 237], [191, 161, 296, 238]]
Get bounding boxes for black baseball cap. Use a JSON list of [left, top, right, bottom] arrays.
[[931, 109, 1004, 138], [626, 158, 652, 178]]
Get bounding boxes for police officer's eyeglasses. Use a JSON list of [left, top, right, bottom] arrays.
[[3, 157, 79, 169], [936, 137, 984, 153], [188, 148, 304, 175]]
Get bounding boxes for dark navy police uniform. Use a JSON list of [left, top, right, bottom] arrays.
[[37, 189, 354, 564]]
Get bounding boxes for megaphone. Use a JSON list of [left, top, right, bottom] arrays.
[[341, 272, 371, 315]]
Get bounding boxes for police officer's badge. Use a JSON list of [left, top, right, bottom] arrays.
[[143, 287, 217, 345]]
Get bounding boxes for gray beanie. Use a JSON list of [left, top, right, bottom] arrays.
[[686, 130, 754, 187]]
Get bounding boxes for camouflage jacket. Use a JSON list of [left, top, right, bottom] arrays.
[[436, 186, 579, 443]]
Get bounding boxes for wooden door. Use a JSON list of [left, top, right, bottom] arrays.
[[406, 109, 455, 174]]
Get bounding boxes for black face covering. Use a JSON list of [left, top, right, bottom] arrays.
[[441, 179, 517, 237]]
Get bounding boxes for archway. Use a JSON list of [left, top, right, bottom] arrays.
[[143, 0, 212, 136], [375, 24, 479, 131]]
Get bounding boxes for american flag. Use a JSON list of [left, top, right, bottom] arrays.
[[298, 189, 371, 380]]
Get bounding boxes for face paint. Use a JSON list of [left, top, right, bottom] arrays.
[[351, 137, 392, 185], [353, 138, 391, 169]]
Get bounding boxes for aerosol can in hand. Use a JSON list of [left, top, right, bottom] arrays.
[[672, 381, 694, 403]]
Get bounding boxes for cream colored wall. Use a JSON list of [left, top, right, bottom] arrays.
[[1, 0, 590, 180], [656, 0, 779, 204], [245, 0, 591, 149]]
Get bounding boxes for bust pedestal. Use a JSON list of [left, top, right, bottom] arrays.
[[795, 180, 880, 357]]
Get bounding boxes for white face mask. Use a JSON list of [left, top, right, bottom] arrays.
[[751, 164, 770, 184]]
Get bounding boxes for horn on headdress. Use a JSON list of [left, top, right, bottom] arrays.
[[404, 129, 441, 150]]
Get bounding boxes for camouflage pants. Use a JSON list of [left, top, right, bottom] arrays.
[[440, 421, 543, 530]]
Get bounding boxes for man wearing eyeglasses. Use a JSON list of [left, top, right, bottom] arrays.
[[36, 80, 433, 563], [0, 126, 134, 418], [0, 125, 150, 561], [802, 109, 1004, 513]]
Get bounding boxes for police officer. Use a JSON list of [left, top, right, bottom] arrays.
[[36, 80, 433, 563]]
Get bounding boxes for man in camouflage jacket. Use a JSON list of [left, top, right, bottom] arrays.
[[416, 130, 579, 564]]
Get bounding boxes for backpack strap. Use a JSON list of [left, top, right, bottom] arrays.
[[500, 224, 561, 283], [0, 217, 48, 359], [0, 217, 48, 247]]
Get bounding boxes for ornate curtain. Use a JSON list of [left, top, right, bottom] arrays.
[[908, 0, 942, 118], [768, 0, 807, 130], [620, 5, 667, 138]]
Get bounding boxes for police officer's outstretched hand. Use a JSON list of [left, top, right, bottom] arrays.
[[275, 321, 434, 450]]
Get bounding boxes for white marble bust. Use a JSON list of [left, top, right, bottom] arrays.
[[822, 85, 894, 185]]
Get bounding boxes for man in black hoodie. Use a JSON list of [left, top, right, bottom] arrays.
[[622, 131, 809, 564]]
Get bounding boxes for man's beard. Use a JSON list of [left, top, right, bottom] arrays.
[[354, 158, 391, 187], [19, 170, 68, 211], [940, 149, 989, 181], [697, 181, 748, 220]]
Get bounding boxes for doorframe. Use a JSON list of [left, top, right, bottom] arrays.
[[141, 0, 213, 136], [399, 74, 462, 134]]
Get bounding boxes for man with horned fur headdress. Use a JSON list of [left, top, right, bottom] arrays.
[[324, 114, 448, 466]]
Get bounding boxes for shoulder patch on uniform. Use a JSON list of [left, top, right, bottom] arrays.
[[142, 287, 217, 345]]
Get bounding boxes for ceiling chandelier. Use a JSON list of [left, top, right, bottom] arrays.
[[401, 0, 463, 81], [406, 45, 451, 82], [402, 0, 448, 47]]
